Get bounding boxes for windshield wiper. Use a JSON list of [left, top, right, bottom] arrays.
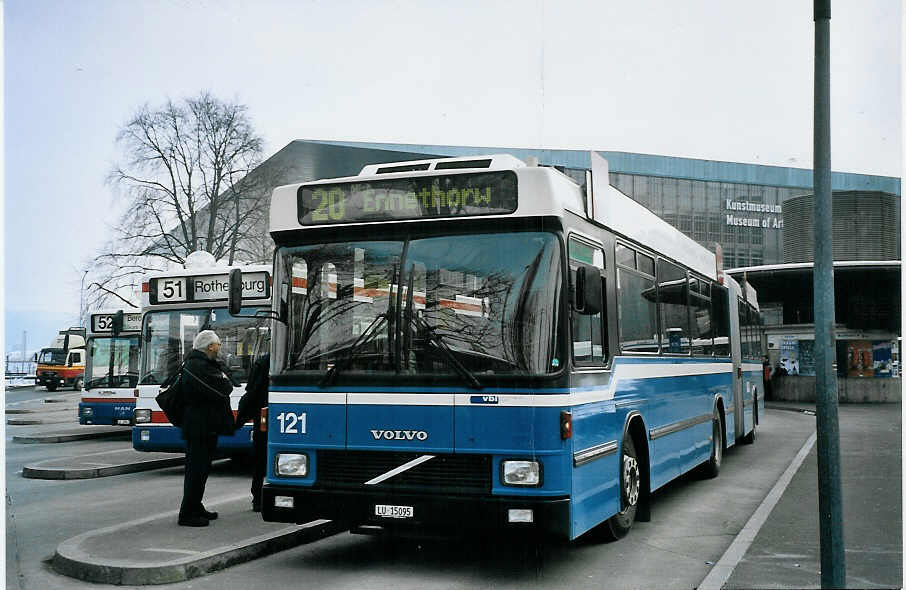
[[412, 312, 483, 390], [319, 311, 389, 388], [320, 263, 398, 388]]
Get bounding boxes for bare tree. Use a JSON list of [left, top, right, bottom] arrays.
[[87, 92, 273, 309]]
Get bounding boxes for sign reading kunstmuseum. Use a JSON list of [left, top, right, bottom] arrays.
[[725, 199, 783, 230]]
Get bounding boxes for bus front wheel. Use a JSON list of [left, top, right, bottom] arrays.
[[600, 434, 640, 541], [46, 383, 57, 392]]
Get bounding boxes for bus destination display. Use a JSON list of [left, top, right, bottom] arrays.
[[297, 171, 517, 225], [91, 313, 142, 333], [150, 271, 270, 304]]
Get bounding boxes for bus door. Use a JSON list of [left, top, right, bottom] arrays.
[[728, 292, 744, 441]]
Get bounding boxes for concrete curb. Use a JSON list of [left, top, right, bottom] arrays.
[[23, 456, 185, 480], [52, 517, 346, 585], [12, 428, 131, 444], [7, 416, 74, 425]]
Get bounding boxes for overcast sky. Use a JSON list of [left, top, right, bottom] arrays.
[[3, 0, 902, 352]]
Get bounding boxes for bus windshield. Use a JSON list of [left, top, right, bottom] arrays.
[[139, 307, 269, 385], [278, 232, 563, 380], [86, 336, 140, 389]]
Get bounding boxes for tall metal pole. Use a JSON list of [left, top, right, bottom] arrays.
[[813, 0, 846, 586], [80, 270, 89, 328]]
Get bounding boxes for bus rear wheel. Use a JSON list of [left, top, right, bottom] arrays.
[[73, 378, 83, 392], [701, 408, 723, 478], [742, 396, 757, 445], [600, 434, 640, 541]]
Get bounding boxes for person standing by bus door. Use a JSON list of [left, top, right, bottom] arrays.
[[178, 330, 236, 527], [236, 353, 269, 512]]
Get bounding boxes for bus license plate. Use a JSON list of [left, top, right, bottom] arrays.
[[116, 419, 130, 425], [375, 504, 413, 519]]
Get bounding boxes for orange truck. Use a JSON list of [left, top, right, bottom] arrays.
[[35, 328, 87, 391]]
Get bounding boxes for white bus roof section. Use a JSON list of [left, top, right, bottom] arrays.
[[142, 263, 271, 280], [358, 154, 526, 176], [270, 152, 716, 280], [589, 152, 715, 280]]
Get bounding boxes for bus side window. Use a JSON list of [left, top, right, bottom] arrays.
[[616, 246, 658, 354], [711, 285, 730, 357], [657, 258, 690, 354], [569, 238, 606, 366]]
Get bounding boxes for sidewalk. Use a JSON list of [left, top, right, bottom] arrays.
[[723, 402, 902, 589], [51, 495, 345, 584], [23, 447, 185, 479]]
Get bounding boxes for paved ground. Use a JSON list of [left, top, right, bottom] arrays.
[[726, 403, 902, 589], [9, 399, 901, 588]]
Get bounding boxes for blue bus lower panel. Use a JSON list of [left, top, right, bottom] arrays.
[[261, 484, 570, 537], [132, 425, 255, 453], [79, 402, 135, 426]]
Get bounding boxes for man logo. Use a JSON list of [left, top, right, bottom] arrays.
[[370, 429, 428, 441]]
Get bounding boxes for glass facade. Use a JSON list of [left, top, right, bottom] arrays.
[[608, 173, 808, 267]]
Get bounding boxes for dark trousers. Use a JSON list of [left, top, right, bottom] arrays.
[[251, 425, 267, 504], [180, 433, 218, 518]]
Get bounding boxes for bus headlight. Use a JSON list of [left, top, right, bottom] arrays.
[[502, 460, 542, 486], [80, 407, 94, 416], [275, 453, 308, 477], [134, 409, 151, 424]]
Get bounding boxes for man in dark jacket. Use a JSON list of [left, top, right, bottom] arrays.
[[236, 353, 269, 512], [178, 330, 236, 527]]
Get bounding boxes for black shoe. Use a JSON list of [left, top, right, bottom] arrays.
[[200, 507, 218, 520], [178, 515, 209, 527], [252, 501, 261, 513]]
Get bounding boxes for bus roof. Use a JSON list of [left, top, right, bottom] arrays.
[[270, 153, 718, 280]]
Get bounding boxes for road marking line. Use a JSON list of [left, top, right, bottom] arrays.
[[698, 430, 817, 590], [142, 548, 200, 555]]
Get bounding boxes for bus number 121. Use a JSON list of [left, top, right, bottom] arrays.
[[276, 412, 307, 434]]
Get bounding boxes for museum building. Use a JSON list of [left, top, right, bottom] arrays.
[[243, 140, 901, 400]]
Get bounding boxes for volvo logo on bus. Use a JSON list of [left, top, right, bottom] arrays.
[[370, 429, 428, 441]]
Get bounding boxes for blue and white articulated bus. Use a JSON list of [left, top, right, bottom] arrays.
[[132, 252, 272, 454], [232, 153, 763, 540], [79, 309, 142, 425]]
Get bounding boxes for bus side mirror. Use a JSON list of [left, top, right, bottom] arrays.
[[112, 310, 124, 337], [32, 353, 37, 362], [228, 269, 243, 316], [575, 265, 602, 316], [144, 322, 153, 343]]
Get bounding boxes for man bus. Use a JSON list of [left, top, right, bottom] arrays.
[[133, 251, 271, 456], [79, 309, 142, 425], [231, 153, 762, 540]]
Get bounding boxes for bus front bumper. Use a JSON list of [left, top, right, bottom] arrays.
[[261, 485, 570, 537]]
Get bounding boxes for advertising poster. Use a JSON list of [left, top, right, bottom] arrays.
[[779, 336, 799, 375], [846, 340, 873, 377], [872, 341, 894, 378]]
